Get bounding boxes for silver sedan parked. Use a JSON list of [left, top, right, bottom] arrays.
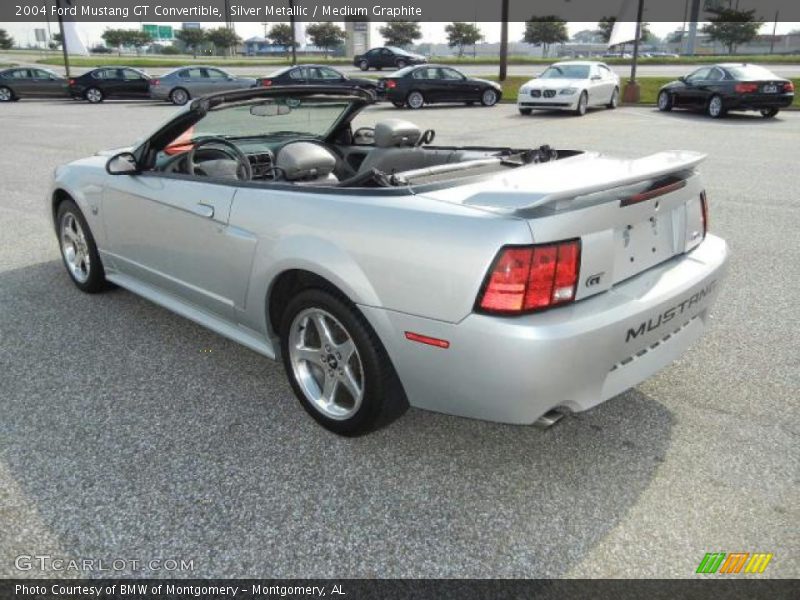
[[149, 66, 257, 105]]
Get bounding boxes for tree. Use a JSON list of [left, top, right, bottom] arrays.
[[175, 28, 207, 59], [306, 22, 345, 58], [378, 21, 422, 48], [101, 29, 129, 56], [268, 23, 296, 57], [445, 22, 483, 57], [125, 30, 152, 55], [206, 27, 241, 56], [523, 16, 568, 57], [702, 7, 762, 54], [0, 29, 12, 50]]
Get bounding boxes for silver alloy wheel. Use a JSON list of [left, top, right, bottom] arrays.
[[60, 213, 91, 284], [86, 88, 102, 103], [708, 96, 723, 117], [0, 87, 11, 101], [288, 308, 364, 421], [407, 91, 424, 109], [171, 88, 188, 105], [482, 89, 497, 106], [658, 91, 669, 110]]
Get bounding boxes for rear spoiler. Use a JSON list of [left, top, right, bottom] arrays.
[[461, 151, 707, 213]]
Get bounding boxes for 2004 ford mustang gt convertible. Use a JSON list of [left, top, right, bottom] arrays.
[[50, 86, 728, 435]]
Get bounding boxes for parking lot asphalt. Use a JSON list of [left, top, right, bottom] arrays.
[[0, 99, 798, 578]]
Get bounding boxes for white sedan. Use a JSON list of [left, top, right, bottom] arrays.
[[517, 61, 621, 116]]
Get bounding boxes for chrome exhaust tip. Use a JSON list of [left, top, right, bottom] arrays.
[[534, 409, 565, 430]]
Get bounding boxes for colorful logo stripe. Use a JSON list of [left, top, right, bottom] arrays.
[[696, 552, 773, 574]]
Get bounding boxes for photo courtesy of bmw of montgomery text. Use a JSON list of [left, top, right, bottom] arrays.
[[50, 85, 728, 435]]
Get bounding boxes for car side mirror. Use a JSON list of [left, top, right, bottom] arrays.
[[106, 152, 139, 175]]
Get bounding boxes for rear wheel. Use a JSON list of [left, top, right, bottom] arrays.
[[406, 90, 424, 109], [481, 88, 498, 107], [0, 86, 14, 102], [760, 108, 779, 118], [396, 59, 407, 69], [707, 95, 725, 118], [56, 199, 109, 293], [85, 87, 103, 104], [358, 59, 368, 71], [657, 90, 673, 111], [607, 87, 619, 109], [518, 107, 532, 115], [280, 289, 407, 436], [170, 87, 189, 106], [574, 91, 588, 116]]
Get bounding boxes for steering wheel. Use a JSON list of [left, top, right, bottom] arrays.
[[186, 137, 252, 181]]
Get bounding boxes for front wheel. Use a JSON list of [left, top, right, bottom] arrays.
[[573, 91, 588, 116], [606, 87, 619, 109], [760, 108, 779, 118], [85, 87, 103, 104], [657, 90, 673, 111], [0, 86, 14, 102], [56, 199, 110, 293], [707, 95, 725, 118], [480, 88, 498, 107], [406, 90, 424, 109], [280, 289, 407, 436]]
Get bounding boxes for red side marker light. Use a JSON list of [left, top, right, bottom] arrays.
[[404, 331, 450, 349]]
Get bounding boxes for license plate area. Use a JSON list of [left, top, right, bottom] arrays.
[[613, 214, 675, 282], [763, 84, 778, 93]]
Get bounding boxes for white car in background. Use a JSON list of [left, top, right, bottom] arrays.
[[517, 61, 621, 116]]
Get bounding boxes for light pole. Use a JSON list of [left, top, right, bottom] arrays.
[[55, 0, 70, 78], [289, 0, 297, 65], [622, 0, 644, 103], [499, 0, 509, 81]]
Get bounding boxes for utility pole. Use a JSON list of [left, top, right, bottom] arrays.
[[55, 0, 70, 78], [289, 0, 297, 65], [769, 11, 779, 55], [622, 0, 644, 103], [686, 0, 701, 55], [499, 0, 509, 81]]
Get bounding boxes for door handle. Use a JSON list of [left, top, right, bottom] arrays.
[[193, 202, 214, 218]]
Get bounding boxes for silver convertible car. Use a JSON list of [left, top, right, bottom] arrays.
[[49, 86, 728, 435]]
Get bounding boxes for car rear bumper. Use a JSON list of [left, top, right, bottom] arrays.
[[725, 93, 793, 111], [361, 234, 728, 425]]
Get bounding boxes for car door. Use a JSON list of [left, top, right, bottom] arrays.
[[437, 67, 476, 101], [102, 172, 253, 319], [379, 48, 394, 69], [595, 64, 616, 104], [676, 67, 710, 107], [205, 67, 239, 92], [98, 69, 125, 98], [411, 67, 441, 102], [120, 68, 150, 98], [8, 69, 35, 95], [31, 68, 67, 97], [313, 66, 346, 88]]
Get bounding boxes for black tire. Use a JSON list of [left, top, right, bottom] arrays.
[[518, 108, 532, 115], [707, 94, 726, 119], [574, 90, 588, 116], [358, 59, 369, 71], [606, 86, 619, 109], [406, 90, 424, 109], [760, 108, 779, 118], [480, 88, 499, 107], [279, 288, 408, 436], [391, 101, 405, 108], [0, 86, 14, 102], [170, 87, 190, 106], [55, 199, 110, 294], [85, 87, 104, 104], [657, 90, 673, 112]]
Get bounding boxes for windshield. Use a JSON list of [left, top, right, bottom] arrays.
[[540, 65, 590, 79], [725, 65, 779, 80], [191, 96, 353, 140]]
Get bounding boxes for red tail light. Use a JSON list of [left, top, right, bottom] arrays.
[[700, 190, 709, 238], [477, 240, 581, 314], [386, 79, 397, 89], [152, 79, 160, 86], [68, 78, 75, 86], [784, 81, 795, 92], [261, 79, 272, 87], [734, 83, 758, 93]]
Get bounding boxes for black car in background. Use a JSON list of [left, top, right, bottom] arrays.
[[69, 67, 152, 103], [657, 63, 794, 118], [378, 65, 502, 109], [353, 46, 427, 71], [256, 65, 378, 95], [0, 67, 68, 101]]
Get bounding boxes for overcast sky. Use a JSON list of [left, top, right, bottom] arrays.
[[3, 20, 799, 47]]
